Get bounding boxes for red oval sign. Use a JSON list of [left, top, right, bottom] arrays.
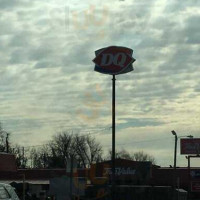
[[93, 46, 136, 75]]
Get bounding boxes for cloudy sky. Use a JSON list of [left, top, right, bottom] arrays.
[[0, 0, 200, 167]]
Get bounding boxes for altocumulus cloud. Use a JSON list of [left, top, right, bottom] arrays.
[[117, 118, 165, 130], [0, 0, 200, 166]]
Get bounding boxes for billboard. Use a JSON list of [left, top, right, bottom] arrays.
[[180, 138, 200, 155], [191, 170, 200, 179]]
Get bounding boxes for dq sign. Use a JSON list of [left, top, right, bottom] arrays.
[[93, 46, 135, 75]]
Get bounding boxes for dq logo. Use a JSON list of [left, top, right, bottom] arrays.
[[77, 84, 107, 122], [71, 4, 108, 40], [72, 5, 109, 30], [48, 4, 109, 40], [93, 46, 136, 75], [101, 53, 128, 67], [72, 163, 110, 199]]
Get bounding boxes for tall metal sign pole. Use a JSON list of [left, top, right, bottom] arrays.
[[112, 74, 116, 199], [93, 46, 135, 200], [171, 130, 178, 190]]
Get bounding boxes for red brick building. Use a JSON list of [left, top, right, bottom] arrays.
[[0, 154, 199, 199], [0, 153, 17, 172]]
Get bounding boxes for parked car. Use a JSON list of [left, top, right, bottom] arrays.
[[0, 183, 19, 200]]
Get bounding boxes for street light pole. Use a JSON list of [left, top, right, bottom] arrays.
[[171, 131, 193, 197], [171, 130, 178, 190]]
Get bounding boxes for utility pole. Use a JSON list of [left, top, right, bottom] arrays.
[[43, 153, 46, 168], [6, 133, 9, 153], [171, 130, 177, 200], [70, 155, 74, 200], [22, 147, 25, 168]]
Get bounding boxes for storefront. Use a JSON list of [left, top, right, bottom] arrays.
[[90, 158, 152, 185]]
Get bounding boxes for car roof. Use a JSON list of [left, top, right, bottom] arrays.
[[0, 182, 20, 200]]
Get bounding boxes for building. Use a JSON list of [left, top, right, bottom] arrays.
[[0, 154, 199, 199], [91, 158, 152, 185], [0, 153, 17, 172]]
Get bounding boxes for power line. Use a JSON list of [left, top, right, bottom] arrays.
[[102, 137, 172, 147], [22, 126, 111, 148], [22, 136, 171, 149], [8, 125, 111, 136]]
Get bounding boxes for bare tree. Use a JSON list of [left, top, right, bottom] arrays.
[[73, 135, 88, 168], [85, 135, 103, 164], [49, 131, 74, 167], [29, 148, 43, 168], [28, 133, 73, 168], [28, 145, 52, 168], [0, 123, 11, 153], [29, 131, 103, 168], [73, 134, 103, 168], [10, 145, 27, 168], [106, 149, 156, 164], [132, 151, 156, 164], [106, 149, 132, 160]]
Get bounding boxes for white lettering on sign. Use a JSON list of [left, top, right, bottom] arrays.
[[113, 53, 126, 67], [101, 54, 114, 66], [100, 53, 127, 68], [105, 167, 136, 176]]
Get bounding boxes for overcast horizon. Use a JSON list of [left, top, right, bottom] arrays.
[[0, 0, 200, 167]]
